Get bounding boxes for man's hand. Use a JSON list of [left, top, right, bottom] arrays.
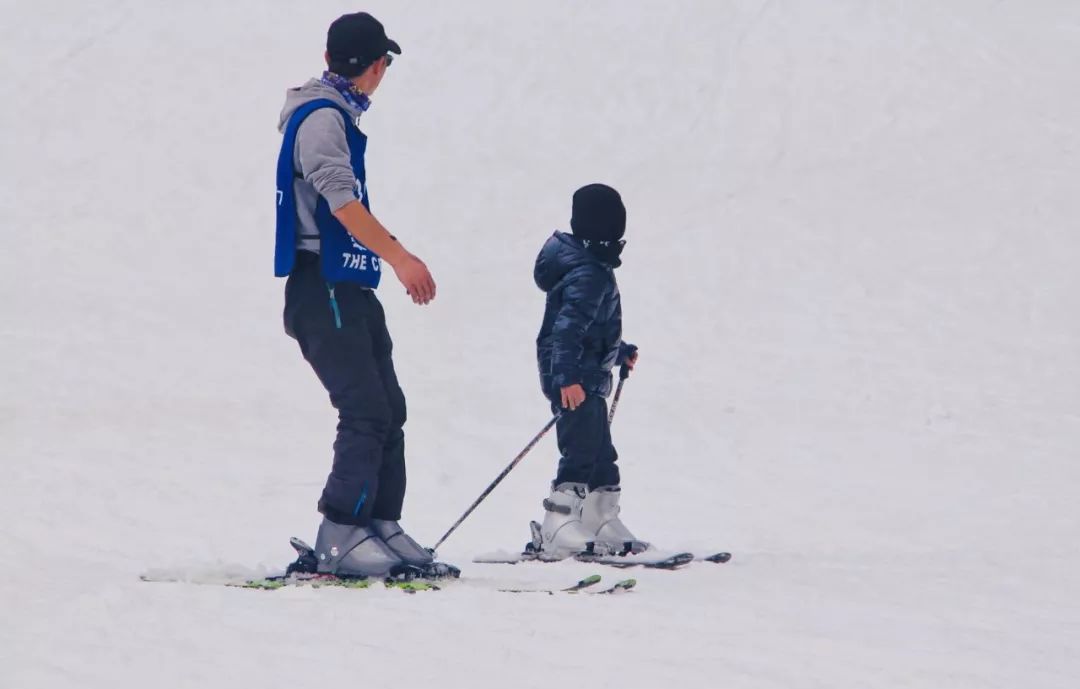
[[391, 252, 436, 305], [625, 350, 639, 370], [560, 384, 586, 411], [331, 201, 436, 306]]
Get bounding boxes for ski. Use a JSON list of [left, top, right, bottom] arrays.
[[575, 551, 695, 569], [142, 536, 459, 592], [592, 578, 636, 594], [475, 521, 729, 569], [230, 573, 440, 593], [498, 574, 602, 595], [472, 551, 541, 565], [474, 545, 731, 569], [576, 551, 732, 565], [230, 573, 369, 590], [497, 574, 636, 595], [475, 549, 694, 569]]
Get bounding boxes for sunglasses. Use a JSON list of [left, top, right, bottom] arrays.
[[583, 239, 626, 248], [384, 53, 394, 68]]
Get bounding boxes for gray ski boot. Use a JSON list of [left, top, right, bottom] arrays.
[[313, 518, 403, 577], [538, 482, 595, 560], [372, 519, 433, 566], [581, 486, 649, 555]]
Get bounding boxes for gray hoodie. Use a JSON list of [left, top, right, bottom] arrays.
[[278, 79, 368, 253]]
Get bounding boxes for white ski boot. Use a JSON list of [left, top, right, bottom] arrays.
[[313, 518, 403, 577], [537, 482, 595, 559], [372, 519, 433, 566], [581, 486, 649, 555]]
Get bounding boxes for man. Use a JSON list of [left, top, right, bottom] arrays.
[[275, 12, 436, 577]]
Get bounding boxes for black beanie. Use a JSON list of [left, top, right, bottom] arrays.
[[570, 184, 626, 242]]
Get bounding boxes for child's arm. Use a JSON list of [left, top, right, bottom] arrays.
[[549, 267, 609, 394]]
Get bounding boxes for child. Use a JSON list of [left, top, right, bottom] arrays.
[[533, 184, 644, 558]]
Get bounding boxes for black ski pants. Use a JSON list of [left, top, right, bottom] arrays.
[[284, 251, 407, 526], [548, 394, 620, 490]]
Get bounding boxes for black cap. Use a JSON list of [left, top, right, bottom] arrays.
[[570, 184, 626, 242], [326, 12, 401, 77]]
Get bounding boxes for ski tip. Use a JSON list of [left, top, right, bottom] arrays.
[[643, 552, 694, 569], [388, 580, 440, 593], [705, 552, 733, 564], [592, 578, 636, 594], [562, 576, 603, 592]]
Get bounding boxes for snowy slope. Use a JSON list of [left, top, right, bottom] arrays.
[[2, 1, 1079, 687]]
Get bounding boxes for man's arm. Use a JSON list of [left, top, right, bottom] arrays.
[[295, 110, 435, 305], [332, 201, 435, 304]]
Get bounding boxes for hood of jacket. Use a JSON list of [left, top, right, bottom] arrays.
[[534, 231, 607, 293], [278, 78, 366, 132]]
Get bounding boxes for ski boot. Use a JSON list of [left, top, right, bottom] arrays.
[[372, 519, 461, 580], [313, 518, 405, 578], [581, 486, 649, 555], [372, 519, 433, 566], [535, 482, 595, 560]]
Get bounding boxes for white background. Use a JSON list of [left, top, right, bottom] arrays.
[[2, 1, 1078, 687]]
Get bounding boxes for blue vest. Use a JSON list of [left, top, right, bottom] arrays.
[[275, 99, 382, 288]]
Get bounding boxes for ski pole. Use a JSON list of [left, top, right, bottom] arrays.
[[430, 414, 560, 553], [608, 363, 632, 424]]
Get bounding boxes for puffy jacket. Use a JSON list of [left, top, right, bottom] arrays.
[[535, 232, 636, 398]]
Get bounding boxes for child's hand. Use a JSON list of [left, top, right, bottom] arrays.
[[560, 384, 587, 411], [625, 350, 639, 370]]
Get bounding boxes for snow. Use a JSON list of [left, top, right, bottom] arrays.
[[3, 1, 1079, 687]]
